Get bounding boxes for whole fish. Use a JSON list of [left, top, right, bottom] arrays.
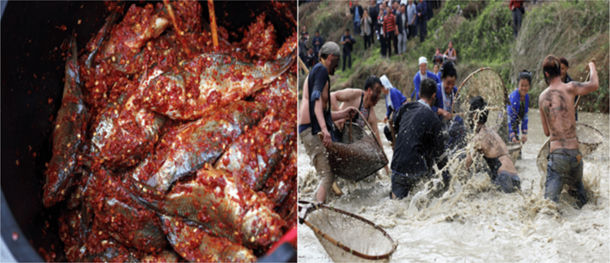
[[141, 51, 294, 121], [90, 68, 165, 169], [254, 72, 297, 112], [130, 101, 265, 192], [159, 214, 256, 262], [43, 36, 88, 208], [215, 112, 294, 191], [85, 9, 121, 68], [137, 168, 284, 249], [263, 141, 297, 205], [101, 3, 170, 62], [58, 209, 90, 262], [83, 169, 167, 253]]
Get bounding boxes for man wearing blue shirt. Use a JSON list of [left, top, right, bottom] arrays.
[[507, 70, 531, 144], [350, 0, 364, 36], [432, 61, 457, 122], [411, 56, 441, 101]]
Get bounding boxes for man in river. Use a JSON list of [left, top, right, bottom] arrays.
[[390, 78, 445, 199], [538, 56, 598, 208], [298, 42, 358, 203], [465, 96, 521, 193], [331, 75, 389, 174]]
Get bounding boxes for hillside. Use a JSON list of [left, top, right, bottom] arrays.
[[298, 0, 609, 112]]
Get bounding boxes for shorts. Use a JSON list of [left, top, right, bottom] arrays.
[[544, 148, 587, 208], [494, 170, 521, 193], [300, 127, 334, 201]]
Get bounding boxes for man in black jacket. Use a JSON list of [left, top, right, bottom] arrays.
[[390, 78, 445, 199], [350, 0, 364, 36], [396, 4, 407, 55], [340, 29, 356, 71], [369, 0, 379, 44]]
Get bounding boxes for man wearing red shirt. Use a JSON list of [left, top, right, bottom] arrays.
[[510, 0, 524, 38], [383, 5, 396, 58]]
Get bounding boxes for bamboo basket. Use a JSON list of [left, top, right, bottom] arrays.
[[319, 111, 388, 182], [298, 200, 397, 262]]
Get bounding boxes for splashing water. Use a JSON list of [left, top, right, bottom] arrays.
[[298, 103, 609, 262]]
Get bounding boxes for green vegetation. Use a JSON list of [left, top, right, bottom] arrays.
[[299, 0, 608, 112]]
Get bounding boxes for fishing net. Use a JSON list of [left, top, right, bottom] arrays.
[[508, 144, 522, 162], [536, 122, 605, 188], [323, 113, 388, 182], [452, 67, 509, 144], [298, 201, 397, 262]]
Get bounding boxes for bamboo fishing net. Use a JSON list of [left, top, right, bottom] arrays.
[[298, 200, 397, 262], [536, 123, 604, 189], [321, 112, 388, 182], [452, 67, 509, 143], [508, 144, 522, 162]]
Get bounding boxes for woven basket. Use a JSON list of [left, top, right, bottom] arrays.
[[298, 200, 397, 262], [320, 112, 388, 182], [537, 122, 604, 189]]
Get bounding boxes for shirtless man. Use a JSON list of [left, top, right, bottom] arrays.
[[298, 42, 358, 203], [466, 96, 521, 193], [538, 56, 598, 208], [331, 75, 388, 174]]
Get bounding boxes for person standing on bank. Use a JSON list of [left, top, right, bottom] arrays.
[[396, 4, 407, 55], [362, 9, 373, 50], [407, 0, 417, 39], [416, 0, 428, 43], [350, 0, 364, 37], [538, 56, 598, 208], [369, 0, 379, 44], [510, 0, 524, 39], [311, 30, 324, 56], [298, 42, 358, 203], [341, 29, 356, 71], [411, 56, 441, 101], [390, 79, 445, 199], [508, 70, 531, 145], [383, 5, 397, 58]]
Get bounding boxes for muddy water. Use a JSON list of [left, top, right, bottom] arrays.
[[297, 102, 609, 262]]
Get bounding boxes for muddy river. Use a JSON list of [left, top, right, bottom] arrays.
[[297, 102, 609, 262]]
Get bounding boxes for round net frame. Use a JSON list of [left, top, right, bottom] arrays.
[[451, 68, 509, 139], [298, 200, 397, 262]]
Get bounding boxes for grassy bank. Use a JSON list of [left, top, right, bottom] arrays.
[[298, 0, 609, 113]]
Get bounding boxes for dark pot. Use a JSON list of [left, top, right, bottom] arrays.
[[1, 1, 295, 261]]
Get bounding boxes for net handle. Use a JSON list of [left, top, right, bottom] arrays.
[[297, 200, 398, 260]]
